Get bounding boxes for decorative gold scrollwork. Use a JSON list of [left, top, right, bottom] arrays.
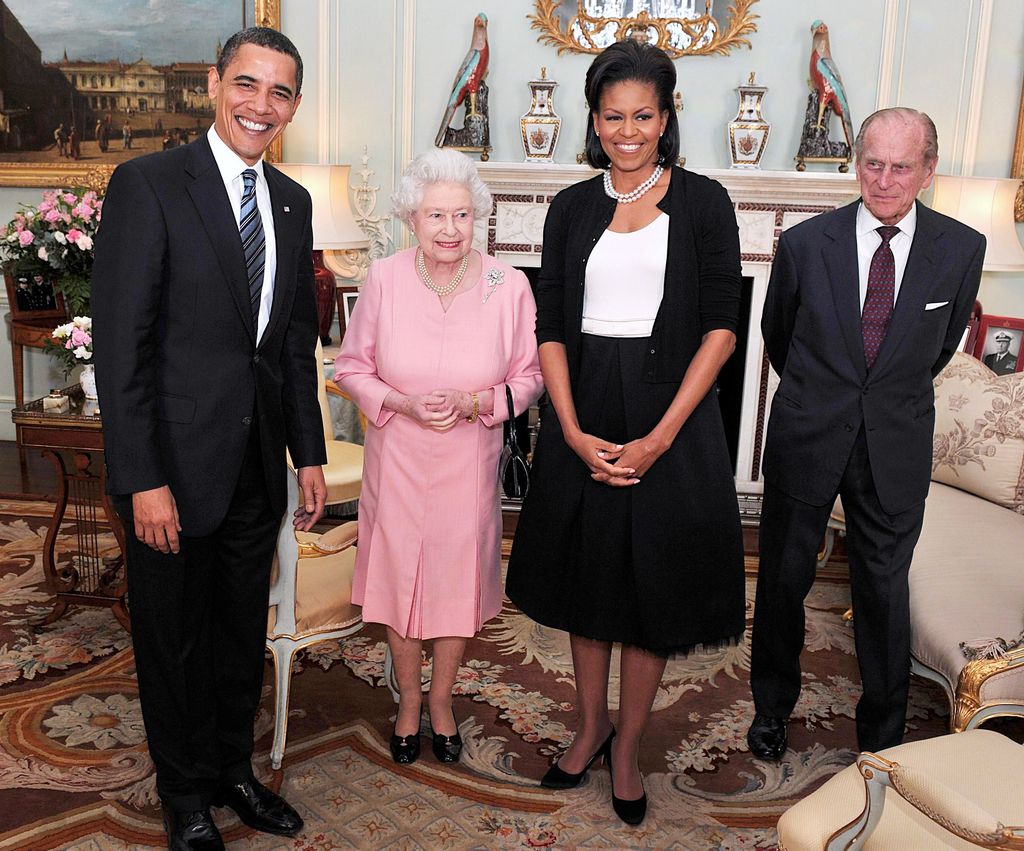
[[529, 0, 759, 59]]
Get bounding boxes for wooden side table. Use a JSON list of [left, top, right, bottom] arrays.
[[11, 385, 130, 631], [6, 313, 58, 410]]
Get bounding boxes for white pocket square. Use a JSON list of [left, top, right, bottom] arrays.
[[925, 301, 950, 310]]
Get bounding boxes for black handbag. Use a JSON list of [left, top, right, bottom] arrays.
[[498, 385, 530, 499]]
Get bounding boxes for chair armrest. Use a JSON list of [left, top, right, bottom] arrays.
[[310, 521, 357, 554], [826, 752, 1024, 850]]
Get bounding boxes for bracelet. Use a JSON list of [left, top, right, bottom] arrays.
[[467, 392, 479, 423]]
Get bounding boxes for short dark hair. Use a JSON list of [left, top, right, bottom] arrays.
[[216, 27, 303, 97], [583, 40, 679, 170]]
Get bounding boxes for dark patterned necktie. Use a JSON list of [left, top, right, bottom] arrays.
[[861, 225, 900, 369], [239, 169, 266, 329]]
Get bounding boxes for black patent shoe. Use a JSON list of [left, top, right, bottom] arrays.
[[161, 805, 225, 850], [390, 730, 421, 765], [431, 726, 463, 763], [540, 727, 615, 790], [607, 743, 647, 826], [747, 713, 788, 761], [212, 779, 303, 837]]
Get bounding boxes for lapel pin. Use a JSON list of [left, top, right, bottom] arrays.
[[283, 206, 291, 212]]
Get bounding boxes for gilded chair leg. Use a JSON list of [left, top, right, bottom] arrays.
[[270, 642, 297, 770]]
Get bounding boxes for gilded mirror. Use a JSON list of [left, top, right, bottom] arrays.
[[530, 0, 759, 58]]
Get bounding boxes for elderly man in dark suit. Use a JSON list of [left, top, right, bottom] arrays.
[[93, 28, 326, 850], [747, 107, 985, 760], [984, 330, 1018, 375]]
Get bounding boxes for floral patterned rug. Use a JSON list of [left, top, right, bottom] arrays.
[[0, 500, 990, 850]]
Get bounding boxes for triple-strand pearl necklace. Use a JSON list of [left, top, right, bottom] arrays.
[[603, 163, 664, 204], [416, 248, 469, 297]]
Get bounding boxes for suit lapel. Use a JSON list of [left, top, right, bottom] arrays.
[[184, 137, 255, 345], [260, 163, 298, 348], [822, 202, 866, 380], [868, 201, 946, 376]]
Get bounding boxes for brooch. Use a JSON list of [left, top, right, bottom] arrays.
[[482, 267, 505, 303]]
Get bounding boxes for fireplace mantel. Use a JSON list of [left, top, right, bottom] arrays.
[[475, 162, 860, 519]]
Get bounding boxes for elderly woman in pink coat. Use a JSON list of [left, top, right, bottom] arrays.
[[335, 148, 543, 766]]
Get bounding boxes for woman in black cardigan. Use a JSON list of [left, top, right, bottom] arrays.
[[505, 41, 745, 825]]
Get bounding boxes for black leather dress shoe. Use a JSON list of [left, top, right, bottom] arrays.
[[212, 779, 303, 837], [747, 713, 788, 760], [161, 806, 225, 851]]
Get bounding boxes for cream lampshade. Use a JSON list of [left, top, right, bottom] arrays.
[[274, 163, 369, 250], [930, 175, 1024, 272], [273, 164, 369, 344]]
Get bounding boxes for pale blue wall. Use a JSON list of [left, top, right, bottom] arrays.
[[1, 0, 1022, 435]]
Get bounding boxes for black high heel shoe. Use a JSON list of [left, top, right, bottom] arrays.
[[389, 729, 421, 765], [607, 741, 647, 825], [540, 727, 615, 790], [431, 727, 463, 763]]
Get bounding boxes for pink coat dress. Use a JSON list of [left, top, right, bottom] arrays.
[[334, 248, 542, 639]]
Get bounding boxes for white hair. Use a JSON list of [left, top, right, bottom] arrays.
[[392, 148, 492, 227]]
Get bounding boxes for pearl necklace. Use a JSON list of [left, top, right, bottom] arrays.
[[603, 164, 664, 204], [416, 249, 469, 297]]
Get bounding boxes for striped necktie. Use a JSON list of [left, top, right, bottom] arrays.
[[239, 168, 266, 330], [861, 225, 900, 370]]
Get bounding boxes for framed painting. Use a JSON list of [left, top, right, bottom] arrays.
[[0, 0, 282, 191], [336, 286, 359, 339], [974, 314, 1024, 376]]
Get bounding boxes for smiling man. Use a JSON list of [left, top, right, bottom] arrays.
[[746, 108, 985, 761], [92, 28, 326, 850]]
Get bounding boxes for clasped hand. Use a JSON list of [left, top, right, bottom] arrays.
[[403, 388, 472, 431], [569, 431, 667, 487]]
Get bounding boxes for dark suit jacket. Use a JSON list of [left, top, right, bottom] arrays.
[[92, 136, 326, 537], [760, 200, 984, 515]]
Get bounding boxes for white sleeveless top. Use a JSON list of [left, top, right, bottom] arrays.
[[581, 213, 669, 338]]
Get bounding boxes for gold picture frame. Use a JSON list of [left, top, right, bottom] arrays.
[[1013, 76, 1024, 222], [529, 0, 759, 59], [0, 0, 282, 191]]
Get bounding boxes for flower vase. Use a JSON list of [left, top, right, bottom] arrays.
[[728, 73, 771, 169], [79, 363, 98, 400], [521, 67, 561, 162]]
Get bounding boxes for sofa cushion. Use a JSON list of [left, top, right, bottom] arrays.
[[931, 351, 1024, 512]]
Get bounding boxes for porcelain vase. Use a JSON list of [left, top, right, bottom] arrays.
[[728, 73, 771, 169], [521, 68, 561, 162], [79, 363, 98, 400]]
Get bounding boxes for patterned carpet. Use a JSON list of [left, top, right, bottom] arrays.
[[0, 499, 972, 849]]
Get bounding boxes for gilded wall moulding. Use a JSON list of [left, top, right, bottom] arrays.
[[0, 0, 282, 190], [529, 0, 759, 59]]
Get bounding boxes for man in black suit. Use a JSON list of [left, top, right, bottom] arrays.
[[747, 108, 985, 759], [93, 28, 326, 850], [984, 330, 1018, 375]]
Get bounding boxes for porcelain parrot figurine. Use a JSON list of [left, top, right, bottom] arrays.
[[809, 19, 854, 151], [435, 12, 490, 148]]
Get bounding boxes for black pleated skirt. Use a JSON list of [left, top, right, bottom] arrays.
[[506, 334, 745, 655]]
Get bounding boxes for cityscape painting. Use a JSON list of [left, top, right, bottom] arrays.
[[0, 0, 277, 183]]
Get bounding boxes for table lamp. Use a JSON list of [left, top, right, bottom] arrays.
[[930, 175, 1024, 271], [274, 163, 369, 343]]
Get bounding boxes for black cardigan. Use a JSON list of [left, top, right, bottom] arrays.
[[535, 165, 742, 384]]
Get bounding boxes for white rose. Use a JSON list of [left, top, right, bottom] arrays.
[[53, 231, 67, 245], [37, 246, 48, 261], [53, 322, 73, 337], [76, 235, 93, 251], [73, 345, 90, 359]]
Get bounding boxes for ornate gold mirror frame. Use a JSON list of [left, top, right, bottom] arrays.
[[0, 0, 281, 191], [529, 0, 759, 58], [1013, 75, 1024, 222]]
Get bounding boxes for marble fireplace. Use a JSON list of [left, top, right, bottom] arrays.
[[474, 162, 860, 521]]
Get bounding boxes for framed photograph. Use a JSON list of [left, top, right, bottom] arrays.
[[974, 314, 1024, 376], [3, 267, 66, 321], [335, 286, 360, 338], [0, 0, 281, 191]]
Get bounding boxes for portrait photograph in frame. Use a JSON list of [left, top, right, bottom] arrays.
[[974, 314, 1024, 376], [337, 287, 360, 339], [3, 266, 66, 321], [0, 0, 282, 190]]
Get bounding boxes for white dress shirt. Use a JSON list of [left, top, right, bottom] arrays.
[[207, 125, 277, 344], [856, 202, 916, 311]]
